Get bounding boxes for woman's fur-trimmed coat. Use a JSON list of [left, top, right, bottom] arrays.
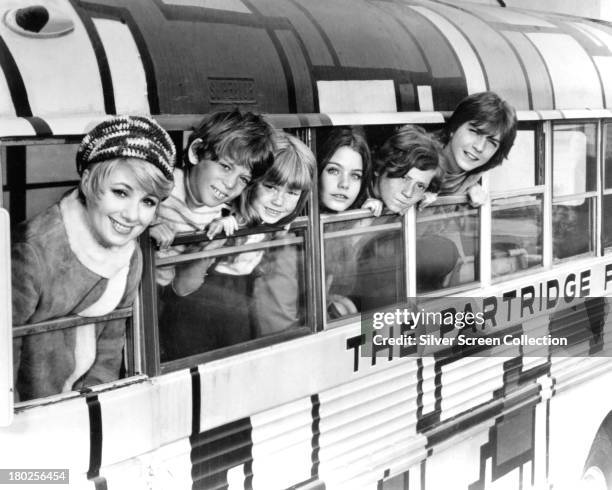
[[12, 200, 142, 401]]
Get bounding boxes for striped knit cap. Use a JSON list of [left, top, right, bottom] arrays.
[[76, 115, 175, 181]]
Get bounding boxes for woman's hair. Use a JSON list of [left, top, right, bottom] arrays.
[[239, 131, 315, 226], [441, 91, 517, 174], [80, 158, 174, 205], [317, 127, 372, 210], [373, 124, 442, 194], [185, 109, 275, 181]]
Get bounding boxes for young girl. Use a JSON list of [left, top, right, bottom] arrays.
[[160, 131, 315, 360], [12, 115, 175, 401], [317, 127, 378, 214]]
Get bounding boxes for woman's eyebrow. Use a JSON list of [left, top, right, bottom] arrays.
[[109, 181, 134, 190]]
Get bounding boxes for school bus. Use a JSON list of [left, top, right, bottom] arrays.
[[2, 0, 612, 489]]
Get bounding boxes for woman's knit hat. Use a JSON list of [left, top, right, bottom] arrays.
[[76, 115, 176, 180]]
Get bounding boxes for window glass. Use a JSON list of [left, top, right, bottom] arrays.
[[26, 144, 78, 183], [603, 195, 612, 251], [553, 123, 597, 197], [489, 129, 538, 193], [416, 204, 479, 293], [604, 122, 612, 189], [323, 215, 404, 322], [13, 317, 133, 403], [157, 230, 308, 362], [553, 198, 595, 260], [2, 143, 80, 223], [492, 195, 543, 277]]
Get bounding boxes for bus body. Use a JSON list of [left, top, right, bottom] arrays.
[[1, 1, 612, 489]]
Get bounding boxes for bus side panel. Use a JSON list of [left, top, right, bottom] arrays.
[[0, 209, 11, 426], [548, 361, 612, 490], [0, 397, 90, 483]]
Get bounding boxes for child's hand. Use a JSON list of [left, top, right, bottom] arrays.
[[361, 198, 383, 217], [150, 222, 176, 249], [172, 238, 227, 296], [417, 192, 438, 211], [467, 184, 488, 207], [206, 216, 238, 239]]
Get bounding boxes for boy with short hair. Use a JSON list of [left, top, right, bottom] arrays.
[[150, 109, 275, 289]]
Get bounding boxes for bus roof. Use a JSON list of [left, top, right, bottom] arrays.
[[2, 0, 612, 136]]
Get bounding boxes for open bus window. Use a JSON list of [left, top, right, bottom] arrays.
[[492, 195, 543, 277], [156, 227, 308, 362], [602, 122, 612, 252], [416, 203, 479, 293], [323, 214, 404, 322], [2, 141, 139, 403], [552, 123, 597, 261]]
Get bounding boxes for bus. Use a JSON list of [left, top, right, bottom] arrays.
[[1, 0, 612, 489]]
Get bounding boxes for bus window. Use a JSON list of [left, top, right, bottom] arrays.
[[492, 195, 543, 276], [2, 143, 79, 224], [489, 129, 539, 193], [489, 127, 543, 277], [156, 226, 309, 363], [416, 203, 479, 293], [323, 214, 404, 322], [552, 123, 597, 260], [602, 122, 612, 252], [3, 141, 139, 403]]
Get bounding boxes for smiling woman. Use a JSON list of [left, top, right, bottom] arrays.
[[11, 115, 175, 402]]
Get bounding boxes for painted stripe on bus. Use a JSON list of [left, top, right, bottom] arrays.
[[92, 19, 149, 115], [527, 33, 603, 109], [86, 394, 105, 484], [435, 2, 530, 110], [162, 0, 252, 14], [503, 31, 554, 111], [575, 23, 612, 109], [0, 36, 29, 116], [25, 117, 53, 137], [69, 1, 115, 115], [410, 6, 487, 94], [288, 0, 341, 67]]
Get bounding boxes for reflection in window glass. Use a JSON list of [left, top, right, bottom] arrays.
[[553, 123, 596, 197], [604, 122, 612, 189], [157, 231, 307, 362], [492, 195, 543, 277], [324, 216, 404, 321], [26, 186, 74, 218], [553, 198, 595, 260], [602, 195, 612, 251], [416, 204, 479, 293], [489, 130, 538, 193], [27, 144, 79, 183], [14, 316, 132, 402]]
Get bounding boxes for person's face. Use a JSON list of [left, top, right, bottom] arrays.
[[187, 139, 252, 207], [252, 182, 301, 224], [377, 167, 436, 214], [447, 122, 500, 172], [319, 146, 363, 212], [83, 160, 160, 248]]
